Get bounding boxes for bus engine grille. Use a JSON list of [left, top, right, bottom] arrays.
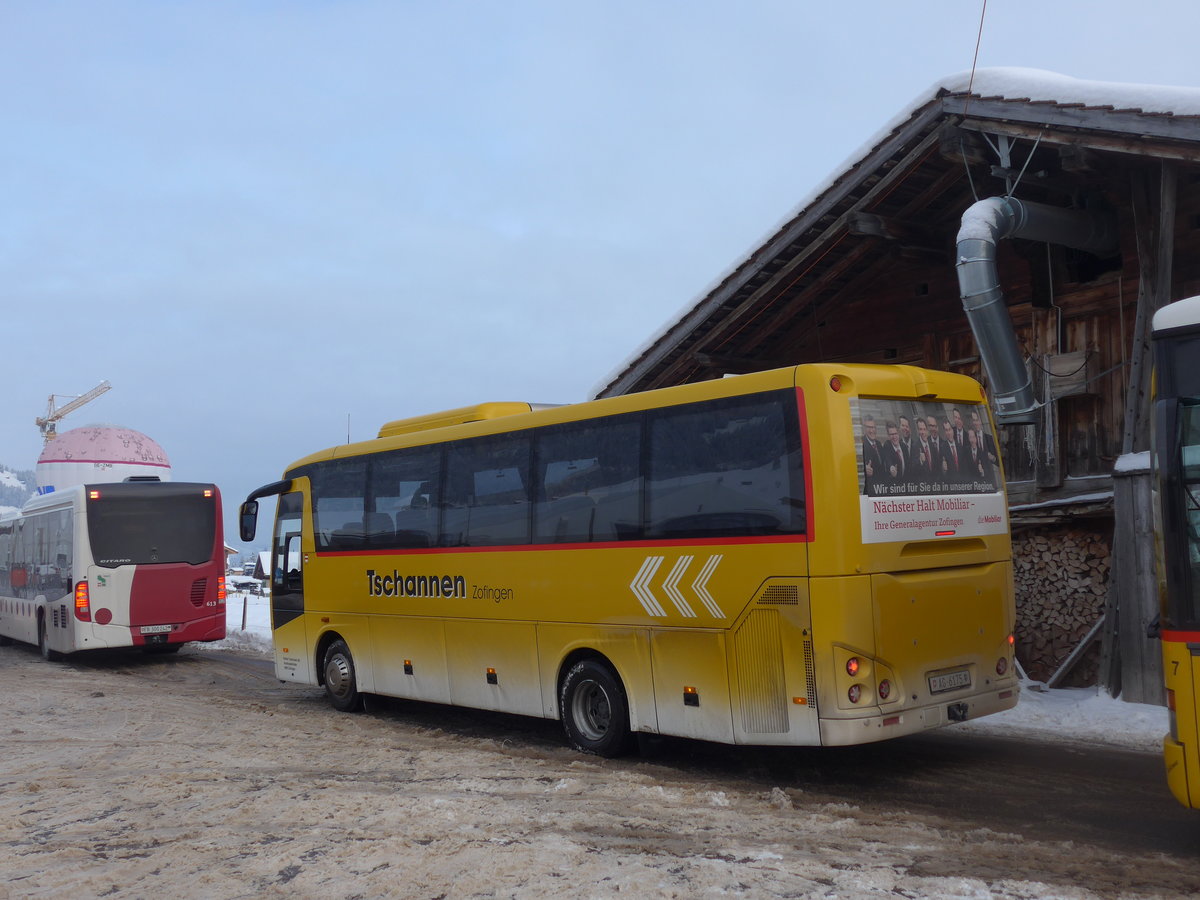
[[189, 578, 208, 608], [733, 609, 789, 734]]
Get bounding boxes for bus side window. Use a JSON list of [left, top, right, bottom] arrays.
[[369, 447, 441, 549], [442, 433, 531, 547], [285, 533, 303, 591], [646, 392, 804, 539], [534, 417, 641, 544]]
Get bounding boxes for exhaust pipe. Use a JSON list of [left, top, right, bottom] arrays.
[[956, 197, 1117, 425]]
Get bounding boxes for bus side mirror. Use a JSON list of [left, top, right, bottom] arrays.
[[239, 500, 259, 542]]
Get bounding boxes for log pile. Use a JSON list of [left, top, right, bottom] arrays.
[[1012, 526, 1111, 685]]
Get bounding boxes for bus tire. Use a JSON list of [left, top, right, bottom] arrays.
[[38, 615, 62, 662], [560, 659, 633, 757], [323, 639, 363, 712]]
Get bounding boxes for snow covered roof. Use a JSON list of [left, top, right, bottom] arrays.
[[595, 68, 1200, 399]]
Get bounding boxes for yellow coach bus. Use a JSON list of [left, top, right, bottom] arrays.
[[240, 363, 1017, 755], [1151, 295, 1200, 808]]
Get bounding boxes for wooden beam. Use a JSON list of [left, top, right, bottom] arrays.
[[954, 115, 1200, 163], [942, 96, 1200, 147]]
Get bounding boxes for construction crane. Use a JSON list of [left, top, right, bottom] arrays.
[[36, 380, 112, 442]]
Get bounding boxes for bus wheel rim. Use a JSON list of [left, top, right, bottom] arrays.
[[572, 679, 611, 742], [326, 654, 353, 699]]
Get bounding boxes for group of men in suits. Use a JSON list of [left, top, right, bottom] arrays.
[[861, 406, 998, 496]]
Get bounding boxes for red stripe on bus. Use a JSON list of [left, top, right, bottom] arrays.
[[319, 533, 812, 558], [796, 386, 815, 543], [1162, 630, 1200, 643]]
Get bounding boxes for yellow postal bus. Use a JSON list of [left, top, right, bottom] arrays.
[[1152, 295, 1200, 807], [240, 363, 1017, 755]]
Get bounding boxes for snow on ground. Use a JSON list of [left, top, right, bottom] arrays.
[[1, 587, 1184, 899], [208, 589, 1170, 754]]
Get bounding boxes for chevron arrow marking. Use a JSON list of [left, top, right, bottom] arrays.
[[630, 555, 667, 617], [662, 555, 697, 618]]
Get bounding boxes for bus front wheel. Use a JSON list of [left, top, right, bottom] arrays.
[[560, 659, 632, 757], [323, 639, 363, 712]]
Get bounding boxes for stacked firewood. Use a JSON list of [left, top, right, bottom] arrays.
[[1012, 526, 1111, 685]]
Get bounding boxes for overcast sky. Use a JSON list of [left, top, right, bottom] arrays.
[[3, 1, 1197, 548]]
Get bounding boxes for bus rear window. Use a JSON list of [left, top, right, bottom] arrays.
[[88, 492, 216, 567]]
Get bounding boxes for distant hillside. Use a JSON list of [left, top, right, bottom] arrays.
[[0, 465, 37, 512]]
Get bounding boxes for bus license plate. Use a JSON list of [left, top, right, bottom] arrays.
[[140, 624, 173, 634], [929, 669, 971, 694]]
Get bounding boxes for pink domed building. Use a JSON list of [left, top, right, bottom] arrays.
[[36, 425, 172, 495]]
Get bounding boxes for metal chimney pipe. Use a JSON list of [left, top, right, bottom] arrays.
[[956, 196, 1117, 425]]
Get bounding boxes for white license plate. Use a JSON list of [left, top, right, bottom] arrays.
[[929, 669, 971, 694], [139, 624, 173, 635]]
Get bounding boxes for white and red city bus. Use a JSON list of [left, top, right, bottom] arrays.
[[0, 481, 226, 659]]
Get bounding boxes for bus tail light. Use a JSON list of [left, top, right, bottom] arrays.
[[847, 684, 862, 704], [996, 657, 1008, 676], [74, 581, 92, 622], [846, 657, 860, 677], [217, 576, 227, 603], [878, 679, 892, 701]]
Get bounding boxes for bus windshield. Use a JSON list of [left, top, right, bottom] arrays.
[[87, 486, 217, 567]]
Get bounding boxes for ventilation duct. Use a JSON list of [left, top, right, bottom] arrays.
[[956, 196, 1117, 425]]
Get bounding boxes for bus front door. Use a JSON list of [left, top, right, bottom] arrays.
[[271, 491, 311, 683]]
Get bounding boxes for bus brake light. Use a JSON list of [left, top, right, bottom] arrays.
[[88, 490, 101, 500], [217, 576, 226, 602], [74, 581, 92, 622], [935, 530, 956, 536]]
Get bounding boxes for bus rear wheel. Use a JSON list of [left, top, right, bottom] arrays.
[[560, 659, 632, 757], [323, 639, 363, 712], [38, 616, 62, 662]]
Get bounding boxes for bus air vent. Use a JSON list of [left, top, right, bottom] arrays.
[[757, 585, 799, 605], [733, 609, 789, 734], [803, 639, 818, 709], [189, 578, 208, 608]]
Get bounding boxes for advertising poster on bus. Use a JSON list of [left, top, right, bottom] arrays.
[[850, 398, 1008, 544]]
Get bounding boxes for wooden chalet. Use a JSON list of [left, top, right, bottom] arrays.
[[595, 69, 1200, 698]]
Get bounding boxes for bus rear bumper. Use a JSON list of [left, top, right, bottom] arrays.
[[818, 684, 1019, 746], [75, 615, 226, 649]]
